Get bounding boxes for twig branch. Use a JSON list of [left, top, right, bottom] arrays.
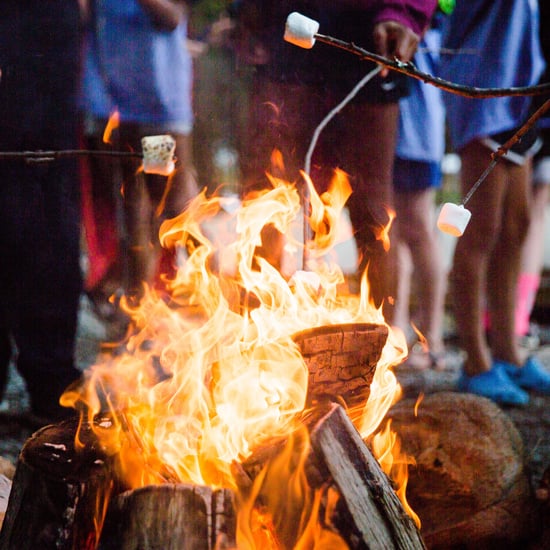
[[0, 149, 142, 162], [1, 34, 549, 165], [462, 97, 550, 206], [315, 33, 550, 98]]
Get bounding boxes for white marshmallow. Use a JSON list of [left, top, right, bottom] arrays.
[[141, 135, 176, 176], [284, 12, 320, 49], [437, 203, 472, 237]]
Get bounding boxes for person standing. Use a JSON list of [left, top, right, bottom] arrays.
[[233, 0, 437, 318], [515, 0, 550, 347], [0, 1, 84, 422], [393, 11, 448, 370], [441, 0, 550, 405], [81, 0, 199, 321]]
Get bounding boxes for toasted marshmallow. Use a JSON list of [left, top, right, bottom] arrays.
[[141, 135, 176, 176], [437, 203, 472, 237], [284, 12, 320, 49]]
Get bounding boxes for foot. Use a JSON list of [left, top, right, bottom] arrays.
[[500, 356, 550, 394], [404, 345, 447, 371], [458, 362, 529, 406]]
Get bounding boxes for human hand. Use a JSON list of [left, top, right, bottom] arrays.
[[372, 21, 419, 76], [78, 0, 90, 23]]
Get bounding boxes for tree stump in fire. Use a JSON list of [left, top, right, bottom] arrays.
[[98, 484, 236, 550], [388, 392, 540, 548], [0, 417, 113, 550], [0, 417, 237, 550], [294, 322, 389, 406]]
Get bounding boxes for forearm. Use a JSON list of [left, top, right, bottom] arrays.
[[138, 0, 187, 31]]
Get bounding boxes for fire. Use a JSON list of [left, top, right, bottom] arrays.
[[62, 167, 413, 545], [372, 419, 420, 528], [374, 208, 395, 253], [236, 427, 348, 549], [102, 110, 120, 145]]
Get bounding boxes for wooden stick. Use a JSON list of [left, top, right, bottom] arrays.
[[314, 33, 550, 98], [0, 149, 142, 162], [462, 97, 550, 206]]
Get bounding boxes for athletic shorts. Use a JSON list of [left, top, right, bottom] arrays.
[[481, 126, 542, 166], [393, 158, 442, 193]]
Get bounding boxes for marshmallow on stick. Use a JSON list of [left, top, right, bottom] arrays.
[[437, 203, 472, 237], [284, 12, 320, 49], [141, 135, 176, 176]]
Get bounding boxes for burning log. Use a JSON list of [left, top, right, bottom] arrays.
[[0, 402, 424, 550], [308, 403, 426, 550], [236, 402, 425, 549], [294, 323, 389, 406], [0, 418, 237, 550], [98, 484, 235, 550], [0, 417, 113, 550]]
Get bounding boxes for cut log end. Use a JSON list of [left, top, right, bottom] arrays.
[[294, 323, 389, 405]]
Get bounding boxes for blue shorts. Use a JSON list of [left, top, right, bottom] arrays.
[[393, 158, 442, 192]]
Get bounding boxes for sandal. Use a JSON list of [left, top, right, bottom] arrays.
[[499, 356, 550, 394], [458, 362, 529, 406], [404, 342, 447, 371]]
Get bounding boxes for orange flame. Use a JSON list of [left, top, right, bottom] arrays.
[[411, 322, 429, 353], [371, 419, 420, 528], [102, 110, 120, 145], [236, 427, 347, 549], [374, 208, 395, 252], [414, 393, 424, 416], [62, 167, 414, 544]]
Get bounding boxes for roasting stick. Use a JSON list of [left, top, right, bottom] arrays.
[[285, 13, 550, 100], [0, 149, 143, 161], [437, 96, 550, 236], [0, 134, 177, 177], [285, 12, 550, 245], [301, 66, 381, 267]]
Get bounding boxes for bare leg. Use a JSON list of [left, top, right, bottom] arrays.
[[452, 142, 508, 376], [344, 102, 399, 318], [160, 133, 199, 217], [393, 241, 413, 337], [520, 183, 549, 274], [149, 133, 200, 285], [124, 170, 156, 298], [454, 144, 550, 403], [488, 159, 531, 366], [239, 81, 327, 270], [516, 183, 549, 335], [395, 187, 446, 366]]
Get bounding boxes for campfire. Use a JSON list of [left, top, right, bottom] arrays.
[[0, 167, 424, 549]]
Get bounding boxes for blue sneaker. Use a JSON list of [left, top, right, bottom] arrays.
[[458, 362, 529, 406], [500, 356, 550, 394]]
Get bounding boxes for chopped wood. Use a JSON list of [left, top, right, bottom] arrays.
[[0, 417, 113, 550], [309, 403, 426, 550], [294, 323, 388, 405], [98, 484, 236, 550]]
